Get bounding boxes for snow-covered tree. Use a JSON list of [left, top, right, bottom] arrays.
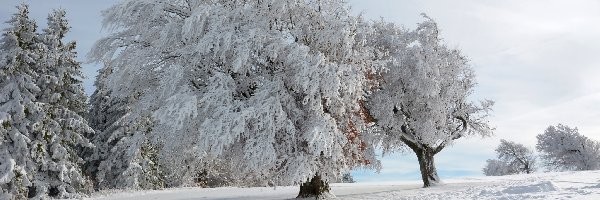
[[482, 159, 514, 176], [483, 140, 536, 176], [536, 124, 600, 171], [83, 64, 130, 181], [1, 6, 93, 199], [0, 5, 45, 199], [38, 9, 89, 116], [87, 0, 379, 197], [366, 15, 494, 187], [495, 139, 536, 174], [340, 173, 355, 183], [30, 9, 94, 198]]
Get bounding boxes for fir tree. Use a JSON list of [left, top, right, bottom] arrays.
[[1, 6, 93, 199], [0, 4, 45, 199], [30, 9, 94, 198]]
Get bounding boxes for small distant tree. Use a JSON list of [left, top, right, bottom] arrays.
[[483, 139, 536, 176], [482, 159, 514, 176], [496, 139, 536, 174], [341, 173, 355, 183], [536, 124, 600, 171]]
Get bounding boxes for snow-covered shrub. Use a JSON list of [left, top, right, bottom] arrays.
[[536, 124, 600, 171]]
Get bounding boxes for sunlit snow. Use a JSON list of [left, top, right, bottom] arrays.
[[87, 170, 600, 200]]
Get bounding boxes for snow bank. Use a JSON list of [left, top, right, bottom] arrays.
[[477, 181, 559, 199], [501, 181, 558, 194]]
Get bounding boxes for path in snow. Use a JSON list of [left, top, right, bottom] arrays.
[[86, 170, 600, 200]]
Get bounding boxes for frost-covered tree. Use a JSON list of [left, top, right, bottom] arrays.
[[495, 139, 536, 174], [536, 124, 600, 171], [87, 0, 379, 197], [0, 5, 45, 199], [366, 15, 494, 187], [38, 9, 89, 116], [482, 159, 514, 176], [483, 140, 536, 176], [29, 9, 94, 198], [340, 173, 355, 183], [1, 6, 93, 199], [83, 64, 131, 183], [0, 5, 92, 199]]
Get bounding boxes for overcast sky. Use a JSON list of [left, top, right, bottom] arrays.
[[2, 0, 599, 182]]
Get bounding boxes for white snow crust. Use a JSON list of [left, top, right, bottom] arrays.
[[83, 170, 600, 200]]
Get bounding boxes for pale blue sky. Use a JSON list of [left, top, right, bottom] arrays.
[[2, 0, 599, 182]]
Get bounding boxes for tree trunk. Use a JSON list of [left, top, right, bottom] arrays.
[[413, 147, 440, 187], [297, 174, 330, 199], [525, 163, 531, 174]]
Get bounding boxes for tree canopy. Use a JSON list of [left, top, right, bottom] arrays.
[[366, 15, 494, 187], [537, 124, 600, 171], [86, 0, 380, 193]]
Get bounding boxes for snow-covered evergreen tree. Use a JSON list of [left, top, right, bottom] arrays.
[[87, 0, 379, 197], [0, 6, 93, 199], [30, 9, 94, 198], [366, 15, 494, 187], [84, 60, 147, 190], [38, 9, 89, 115], [536, 124, 600, 171], [0, 5, 46, 199], [483, 140, 536, 176]]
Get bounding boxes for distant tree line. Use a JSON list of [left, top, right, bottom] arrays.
[[483, 124, 600, 176]]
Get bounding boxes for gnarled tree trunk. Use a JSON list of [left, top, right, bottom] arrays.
[[297, 174, 330, 198], [412, 146, 440, 187], [401, 136, 442, 188]]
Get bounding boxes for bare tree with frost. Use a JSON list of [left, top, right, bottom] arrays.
[[536, 124, 600, 171], [483, 139, 536, 176], [1, 5, 92, 199], [366, 15, 494, 187], [87, 0, 379, 197]]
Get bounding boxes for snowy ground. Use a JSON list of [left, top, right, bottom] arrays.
[[85, 170, 600, 200]]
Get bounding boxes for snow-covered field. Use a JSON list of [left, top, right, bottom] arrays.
[[86, 170, 600, 200]]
